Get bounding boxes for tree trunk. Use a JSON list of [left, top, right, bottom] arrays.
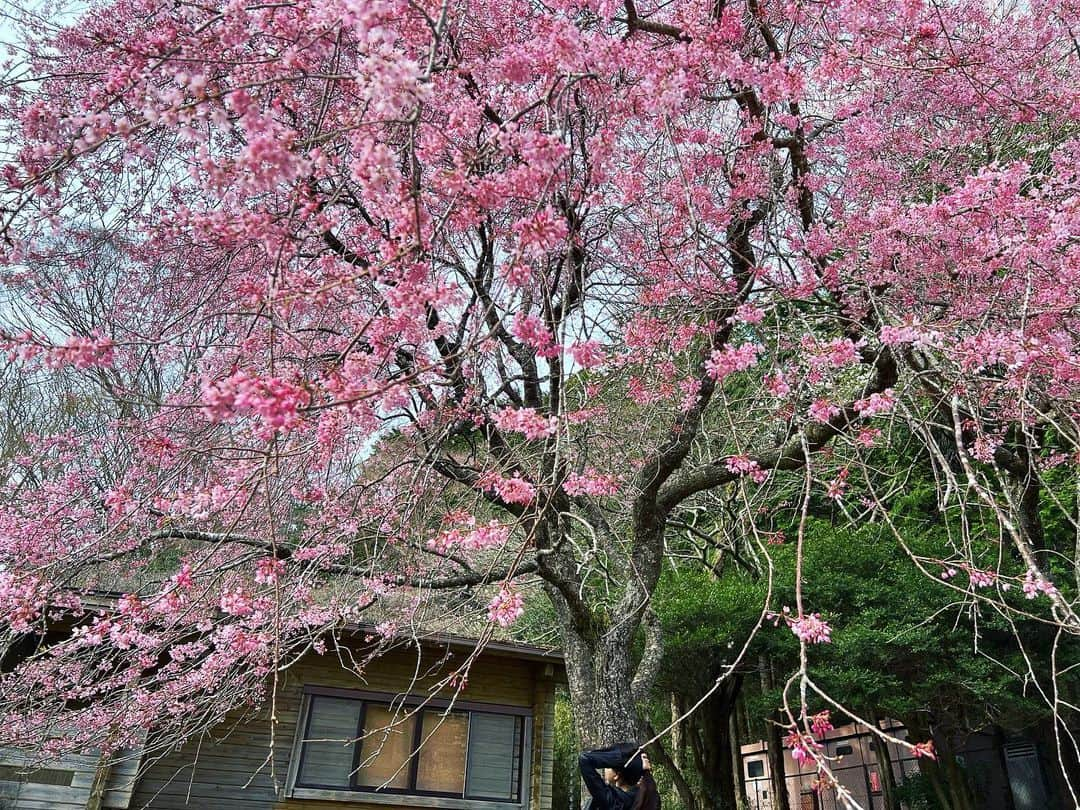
[[906, 716, 950, 809], [558, 617, 642, 746], [711, 675, 744, 810], [687, 674, 744, 810], [645, 727, 700, 810], [765, 716, 791, 810], [672, 693, 685, 770], [731, 705, 748, 810], [867, 709, 899, 810], [759, 654, 790, 810], [938, 734, 977, 810]]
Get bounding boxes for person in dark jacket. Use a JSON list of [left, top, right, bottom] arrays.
[[579, 742, 659, 810]]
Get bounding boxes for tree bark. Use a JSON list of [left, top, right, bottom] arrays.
[[765, 716, 791, 810], [905, 716, 949, 809], [712, 676, 744, 810], [939, 734, 977, 810], [644, 725, 700, 810], [760, 655, 791, 810], [867, 709, 899, 810], [672, 693, 685, 770], [554, 612, 642, 746], [731, 704, 748, 810]]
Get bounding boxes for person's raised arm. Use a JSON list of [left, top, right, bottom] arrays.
[[579, 742, 642, 808], [578, 748, 615, 807]]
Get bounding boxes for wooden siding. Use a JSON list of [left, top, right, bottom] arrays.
[[129, 645, 559, 810], [0, 746, 140, 810], [529, 677, 556, 810]]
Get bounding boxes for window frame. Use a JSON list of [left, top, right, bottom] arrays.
[[286, 687, 532, 808]]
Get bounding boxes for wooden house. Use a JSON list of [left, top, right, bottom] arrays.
[[0, 629, 564, 810]]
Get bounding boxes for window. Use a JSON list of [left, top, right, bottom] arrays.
[[294, 692, 526, 803], [835, 744, 853, 757], [746, 759, 764, 778]]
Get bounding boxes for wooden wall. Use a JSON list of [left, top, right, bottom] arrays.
[[0, 746, 141, 810], [127, 644, 559, 810]]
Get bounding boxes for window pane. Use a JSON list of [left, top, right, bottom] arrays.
[[747, 760, 764, 778], [465, 713, 522, 800], [416, 711, 469, 794], [355, 704, 417, 790], [297, 696, 363, 788]]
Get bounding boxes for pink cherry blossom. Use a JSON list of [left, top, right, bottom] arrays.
[[725, 455, 769, 483], [487, 587, 525, 627], [705, 343, 761, 381], [492, 407, 558, 440], [808, 400, 841, 424], [563, 469, 620, 496], [791, 613, 833, 644], [810, 711, 833, 738], [1022, 568, 1057, 600]]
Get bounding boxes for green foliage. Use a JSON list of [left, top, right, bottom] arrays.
[[893, 773, 943, 810], [551, 688, 581, 810], [653, 489, 1071, 733]]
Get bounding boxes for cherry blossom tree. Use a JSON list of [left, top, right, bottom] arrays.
[[1, 0, 1079, 798]]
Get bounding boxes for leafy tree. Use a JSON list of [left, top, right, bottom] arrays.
[[0, 0, 1077, 790]]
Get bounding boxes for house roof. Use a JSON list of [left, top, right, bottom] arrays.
[[348, 623, 564, 665]]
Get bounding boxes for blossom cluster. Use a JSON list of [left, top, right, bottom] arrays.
[[705, 343, 760, 381], [487, 587, 525, 627], [201, 370, 311, 435], [491, 407, 558, 440], [563, 469, 620, 496], [769, 607, 833, 645]]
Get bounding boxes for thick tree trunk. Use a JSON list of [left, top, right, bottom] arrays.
[[939, 734, 977, 810], [645, 726, 700, 810], [558, 618, 642, 746], [905, 715, 951, 810], [905, 715, 981, 810], [690, 674, 743, 810], [684, 673, 745, 810]]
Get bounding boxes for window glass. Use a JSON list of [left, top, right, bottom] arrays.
[[297, 696, 363, 788], [355, 704, 416, 789], [836, 744, 853, 757], [294, 694, 526, 803], [747, 759, 764, 778], [416, 711, 469, 794]]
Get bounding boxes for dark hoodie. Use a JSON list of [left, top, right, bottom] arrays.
[[578, 743, 643, 810]]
